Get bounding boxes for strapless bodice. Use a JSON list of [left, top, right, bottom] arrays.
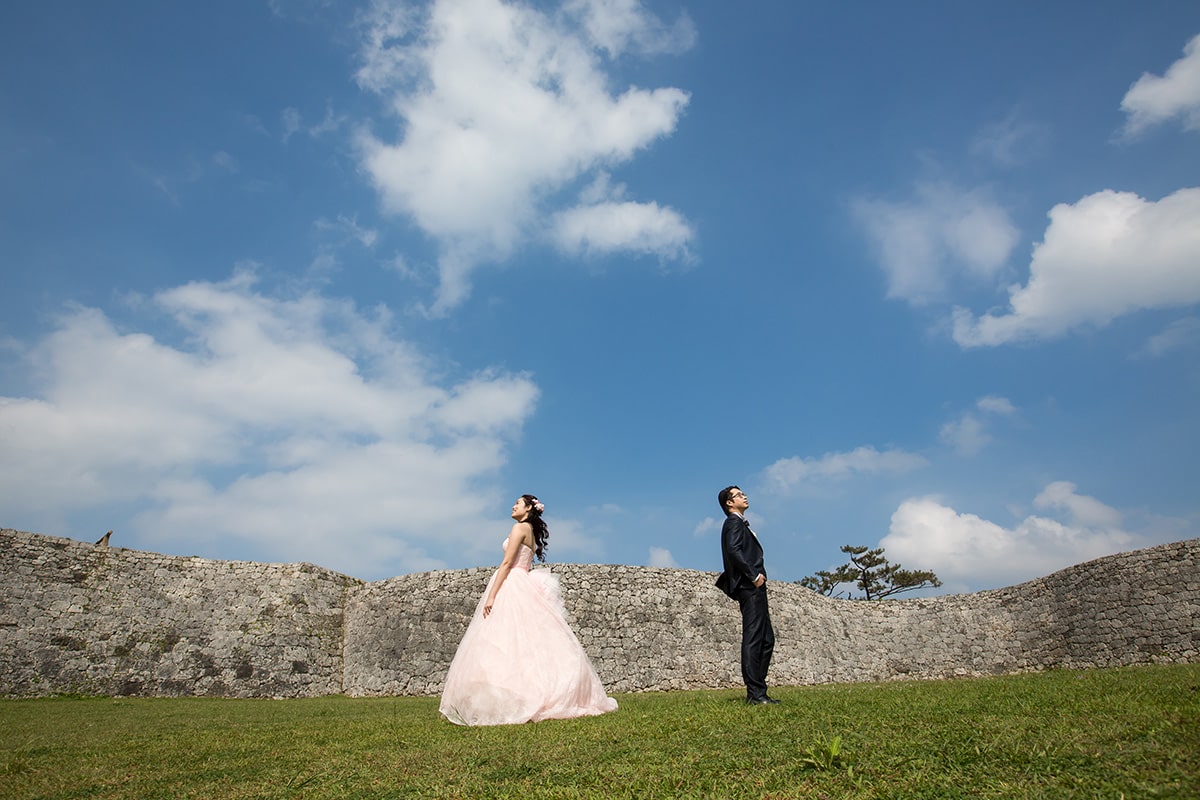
[[504, 538, 535, 571]]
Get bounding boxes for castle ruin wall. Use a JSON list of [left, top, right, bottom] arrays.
[[2, 528, 1196, 698]]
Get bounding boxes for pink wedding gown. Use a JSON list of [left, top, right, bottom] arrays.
[[439, 540, 619, 726]]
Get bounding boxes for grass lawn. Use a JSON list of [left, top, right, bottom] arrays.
[[2, 663, 1197, 799]]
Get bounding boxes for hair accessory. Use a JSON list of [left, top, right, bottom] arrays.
[[534, 501, 545, 513]]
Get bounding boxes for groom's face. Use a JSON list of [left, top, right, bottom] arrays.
[[726, 489, 749, 514]]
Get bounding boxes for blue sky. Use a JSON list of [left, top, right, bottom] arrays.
[[2, 0, 1198, 593]]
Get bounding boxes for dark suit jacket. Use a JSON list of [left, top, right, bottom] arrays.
[[716, 513, 766, 598]]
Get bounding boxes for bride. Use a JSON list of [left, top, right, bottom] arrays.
[[439, 494, 619, 726]]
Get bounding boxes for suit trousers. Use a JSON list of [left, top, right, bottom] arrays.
[[736, 583, 775, 700]]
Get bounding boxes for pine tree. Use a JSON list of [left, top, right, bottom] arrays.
[[799, 544, 942, 600]]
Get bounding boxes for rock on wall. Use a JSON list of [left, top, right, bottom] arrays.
[[2, 527, 1198, 698], [761, 538, 1199, 685], [0, 529, 359, 697], [343, 567, 492, 696]]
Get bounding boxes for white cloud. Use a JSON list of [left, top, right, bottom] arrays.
[[1134, 316, 1200, 359], [211, 151, 238, 173], [315, 214, 379, 249], [648, 546, 678, 568], [1121, 33, 1200, 137], [0, 271, 544, 578], [385, 252, 423, 281], [243, 114, 271, 137], [551, 199, 693, 260], [953, 187, 1200, 347], [283, 104, 345, 143], [939, 414, 989, 457], [549, 172, 691, 260], [854, 182, 1020, 305], [353, 0, 693, 313], [551, 171, 693, 259], [282, 107, 303, 143], [975, 395, 1016, 416], [764, 446, 927, 493], [1034, 481, 1124, 529], [564, 0, 696, 58], [308, 104, 345, 137], [969, 111, 1048, 166], [880, 485, 1137, 590], [940, 395, 1018, 456], [541, 515, 604, 562], [353, 0, 425, 93]]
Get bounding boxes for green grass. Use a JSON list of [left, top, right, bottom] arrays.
[[2, 664, 1197, 799]]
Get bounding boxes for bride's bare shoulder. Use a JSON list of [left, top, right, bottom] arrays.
[[508, 520, 534, 546]]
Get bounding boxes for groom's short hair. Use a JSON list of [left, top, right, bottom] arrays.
[[718, 485, 740, 516]]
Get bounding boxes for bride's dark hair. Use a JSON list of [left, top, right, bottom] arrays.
[[522, 494, 549, 562]]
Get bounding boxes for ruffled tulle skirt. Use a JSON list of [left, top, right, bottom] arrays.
[[439, 567, 618, 726]]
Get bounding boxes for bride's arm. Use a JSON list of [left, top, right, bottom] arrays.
[[483, 523, 528, 617]]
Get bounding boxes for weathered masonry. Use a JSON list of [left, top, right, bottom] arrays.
[[1, 528, 1196, 697]]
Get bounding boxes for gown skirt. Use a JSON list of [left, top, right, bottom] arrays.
[[439, 544, 618, 726]]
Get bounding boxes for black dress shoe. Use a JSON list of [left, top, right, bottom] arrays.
[[746, 696, 780, 705]]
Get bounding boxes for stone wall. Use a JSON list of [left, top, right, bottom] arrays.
[[2, 527, 1197, 698], [342, 564, 746, 696], [0, 529, 359, 697]]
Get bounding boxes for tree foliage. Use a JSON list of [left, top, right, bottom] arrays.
[[799, 544, 942, 600]]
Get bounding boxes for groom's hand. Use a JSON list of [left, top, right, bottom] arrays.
[[754, 574, 765, 588]]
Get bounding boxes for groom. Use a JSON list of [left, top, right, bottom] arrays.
[[715, 485, 778, 705]]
